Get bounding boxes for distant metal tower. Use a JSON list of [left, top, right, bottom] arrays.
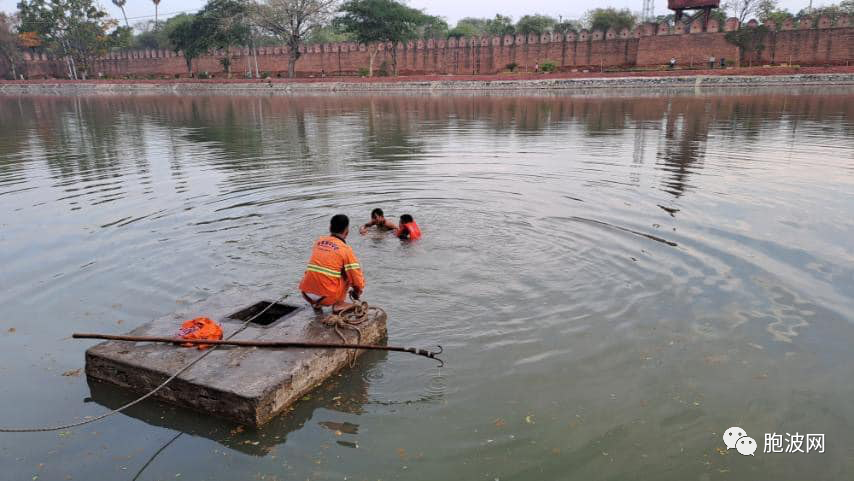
[[642, 0, 655, 22]]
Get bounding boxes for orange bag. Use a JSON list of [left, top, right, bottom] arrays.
[[177, 317, 223, 350]]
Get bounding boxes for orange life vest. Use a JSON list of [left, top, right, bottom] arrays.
[[299, 235, 365, 305], [397, 221, 422, 240], [177, 317, 223, 350]]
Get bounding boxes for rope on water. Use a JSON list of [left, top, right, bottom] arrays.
[[0, 293, 290, 433]]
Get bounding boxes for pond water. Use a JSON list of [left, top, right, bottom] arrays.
[[1, 89, 853, 480]]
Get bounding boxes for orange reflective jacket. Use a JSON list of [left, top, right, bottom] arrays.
[[298, 235, 365, 304], [178, 317, 223, 350], [396, 222, 422, 240]]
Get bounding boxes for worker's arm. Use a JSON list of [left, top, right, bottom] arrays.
[[383, 219, 398, 230], [343, 249, 365, 297]]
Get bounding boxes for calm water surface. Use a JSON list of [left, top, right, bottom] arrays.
[[1, 90, 853, 480]]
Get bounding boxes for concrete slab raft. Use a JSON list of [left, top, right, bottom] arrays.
[[84, 289, 387, 427]]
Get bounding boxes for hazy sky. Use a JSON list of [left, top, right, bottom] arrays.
[[0, 0, 826, 28]]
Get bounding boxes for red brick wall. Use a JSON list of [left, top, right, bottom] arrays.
[[766, 28, 853, 65], [11, 22, 854, 79], [636, 33, 739, 66]]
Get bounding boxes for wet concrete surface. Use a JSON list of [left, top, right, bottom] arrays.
[[85, 289, 388, 426]]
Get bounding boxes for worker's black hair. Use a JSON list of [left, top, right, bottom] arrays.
[[330, 214, 350, 234], [400, 214, 414, 224], [371, 208, 384, 219]]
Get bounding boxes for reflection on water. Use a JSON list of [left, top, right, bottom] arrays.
[[86, 350, 388, 457], [0, 90, 853, 480]]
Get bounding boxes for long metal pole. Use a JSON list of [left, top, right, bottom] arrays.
[[72, 333, 444, 364]]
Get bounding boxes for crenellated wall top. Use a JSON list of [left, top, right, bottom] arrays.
[[31, 15, 848, 63]]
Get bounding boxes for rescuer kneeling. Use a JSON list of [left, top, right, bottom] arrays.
[[300, 214, 365, 314]]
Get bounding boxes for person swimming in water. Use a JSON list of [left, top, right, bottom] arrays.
[[395, 214, 422, 240], [359, 208, 397, 235]]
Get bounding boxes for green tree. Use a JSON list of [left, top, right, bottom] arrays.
[[196, 0, 251, 77], [553, 20, 581, 34], [484, 14, 514, 36], [133, 14, 195, 50], [168, 15, 207, 74], [450, 17, 488, 36], [17, 0, 116, 79], [710, 9, 728, 25], [585, 7, 637, 32], [159, 14, 195, 48], [108, 25, 132, 48], [725, 24, 768, 65], [132, 20, 161, 48], [335, 0, 426, 76], [515, 14, 556, 34], [756, 0, 778, 20], [797, 2, 850, 21], [756, 0, 793, 27], [252, 0, 339, 78], [447, 22, 480, 38], [762, 9, 792, 27], [306, 24, 351, 44], [417, 14, 448, 38], [0, 13, 23, 79]]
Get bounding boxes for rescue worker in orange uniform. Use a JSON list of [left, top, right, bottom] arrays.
[[299, 214, 365, 313], [395, 214, 422, 241]]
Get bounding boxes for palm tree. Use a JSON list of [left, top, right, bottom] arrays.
[[152, 0, 161, 27], [112, 0, 129, 28]]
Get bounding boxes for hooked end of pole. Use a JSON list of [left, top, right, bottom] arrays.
[[429, 345, 444, 367]]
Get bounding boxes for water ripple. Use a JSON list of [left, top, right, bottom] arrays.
[[0, 90, 853, 481]]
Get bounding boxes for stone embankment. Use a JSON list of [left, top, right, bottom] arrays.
[[2, 70, 853, 94]]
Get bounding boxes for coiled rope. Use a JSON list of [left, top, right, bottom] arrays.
[[0, 293, 290, 433], [320, 300, 386, 367]]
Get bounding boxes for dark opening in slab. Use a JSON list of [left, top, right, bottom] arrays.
[[227, 301, 300, 326]]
